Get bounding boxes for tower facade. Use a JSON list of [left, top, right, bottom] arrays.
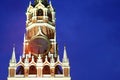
[[8, 0, 71, 80]]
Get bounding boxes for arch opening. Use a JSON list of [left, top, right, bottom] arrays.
[[16, 66, 24, 75], [43, 65, 50, 74], [37, 9, 43, 16], [29, 65, 37, 74], [55, 65, 63, 74]]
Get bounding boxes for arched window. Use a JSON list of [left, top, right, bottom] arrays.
[[43, 65, 50, 74], [55, 65, 63, 74], [16, 66, 24, 75], [29, 65, 37, 74], [37, 9, 43, 16]]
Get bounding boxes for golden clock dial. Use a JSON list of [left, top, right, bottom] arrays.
[[29, 36, 50, 56]]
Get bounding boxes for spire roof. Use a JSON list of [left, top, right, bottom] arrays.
[[49, 0, 54, 11], [62, 46, 69, 63], [11, 45, 16, 63]]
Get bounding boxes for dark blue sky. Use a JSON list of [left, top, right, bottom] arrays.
[[0, 0, 120, 80]]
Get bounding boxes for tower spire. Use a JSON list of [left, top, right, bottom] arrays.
[[62, 46, 69, 63], [11, 45, 16, 63]]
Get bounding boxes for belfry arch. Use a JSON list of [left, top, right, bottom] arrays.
[[29, 65, 37, 74], [37, 9, 43, 16], [55, 65, 63, 74], [43, 65, 50, 74], [16, 66, 24, 75]]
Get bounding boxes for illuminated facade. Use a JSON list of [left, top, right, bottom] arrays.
[[8, 0, 71, 80]]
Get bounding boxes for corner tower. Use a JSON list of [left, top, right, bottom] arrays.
[[8, 0, 71, 80]]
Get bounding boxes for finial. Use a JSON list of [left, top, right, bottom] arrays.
[[24, 54, 29, 63], [31, 56, 34, 62], [45, 56, 48, 62], [19, 56, 22, 62], [37, 54, 42, 63], [29, 1, 32, 6], [48, 52, 51, 58], [29, 51, 31, 58], [22, 53, 25, 58], [57, 55, 60, 62], [49, 0, 52, 5], [38, 0, 41, 3]]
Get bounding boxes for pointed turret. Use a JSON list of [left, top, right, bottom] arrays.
[[62, 46, 69, 63], [10, 46, 16, 63]]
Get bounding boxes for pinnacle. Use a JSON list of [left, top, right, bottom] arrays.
[[11, 45, 16, 63], [62, 46, 69, 63]]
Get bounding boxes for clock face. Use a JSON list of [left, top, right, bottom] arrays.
[[29, 37, 50, 56]]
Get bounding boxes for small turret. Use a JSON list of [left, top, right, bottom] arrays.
[[49, 0, 54, 12], [62, 46, 69, 63], [10, 46, 16, 63]]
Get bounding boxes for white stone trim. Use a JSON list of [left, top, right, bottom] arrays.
[[26, 23, 55, 30], [8, 77, 71, 80]]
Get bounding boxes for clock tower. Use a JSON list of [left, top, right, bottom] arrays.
[[8, 0, 71, 80]]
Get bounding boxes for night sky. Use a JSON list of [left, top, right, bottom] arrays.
[[0, 0, 120, 80]]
